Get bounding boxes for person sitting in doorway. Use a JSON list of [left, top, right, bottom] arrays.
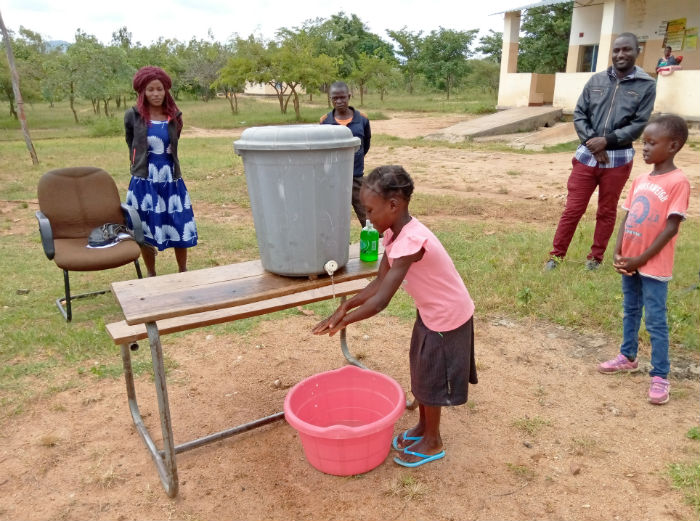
[[657, 45, 678, 68]]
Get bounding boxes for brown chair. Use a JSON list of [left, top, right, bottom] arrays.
[[36, 167, 144, 321]]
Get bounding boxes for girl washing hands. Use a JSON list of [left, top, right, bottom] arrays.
[[312, 165, 477, 467]]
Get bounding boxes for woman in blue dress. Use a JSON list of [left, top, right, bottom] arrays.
[[124, 66, 197, 276]]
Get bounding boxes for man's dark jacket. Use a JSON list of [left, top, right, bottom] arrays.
[[573, 65, 656, 150]]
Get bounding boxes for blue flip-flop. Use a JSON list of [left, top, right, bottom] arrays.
[[392, 430, 423, 451], [393, 448, 446, 467]]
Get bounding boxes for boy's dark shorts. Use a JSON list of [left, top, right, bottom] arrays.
[[409, 311, 477, 407]]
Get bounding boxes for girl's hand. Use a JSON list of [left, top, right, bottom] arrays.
[[312, 307, 347, 336]]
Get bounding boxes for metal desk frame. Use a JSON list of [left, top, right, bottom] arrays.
[[111, 258, 378, 497]]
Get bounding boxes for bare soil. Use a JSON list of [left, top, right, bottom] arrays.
[[1, 113, 699, 521]]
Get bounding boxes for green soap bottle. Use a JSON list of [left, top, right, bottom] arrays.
[[360, 220, 379, 262]]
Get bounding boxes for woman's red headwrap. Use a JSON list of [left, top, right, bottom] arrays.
[[133, 66, 182, 133]]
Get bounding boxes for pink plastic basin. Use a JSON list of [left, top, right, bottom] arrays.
[[284, 365, 405, 476]]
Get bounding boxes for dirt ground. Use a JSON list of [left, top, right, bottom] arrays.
[[2, 113, 699, 521]]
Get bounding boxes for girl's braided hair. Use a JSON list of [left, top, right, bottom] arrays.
[[364, 165, 414, 201]]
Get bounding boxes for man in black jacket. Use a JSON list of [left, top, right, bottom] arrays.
[[546, 33, 656, 271], [320, 81, 371, 226]]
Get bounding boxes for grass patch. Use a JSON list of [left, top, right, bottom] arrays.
[[506, 462, 536, 481], [387, 474, 428, 500], [568, 436, 599, 456], [543, 140, 580, 153], [512, 416, 552, 437], [668, 462, 700, 511]]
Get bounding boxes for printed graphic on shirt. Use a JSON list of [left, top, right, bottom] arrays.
[[620, 170, 690, 280]]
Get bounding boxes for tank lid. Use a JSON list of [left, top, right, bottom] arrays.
[[234, 124, 361, 153]]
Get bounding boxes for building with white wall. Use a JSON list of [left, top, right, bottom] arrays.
[[497, 0, 700, 120]]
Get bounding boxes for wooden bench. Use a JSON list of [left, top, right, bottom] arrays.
[[106, 254, 380, 497]]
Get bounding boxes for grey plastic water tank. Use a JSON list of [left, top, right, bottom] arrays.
[[234, 125, 360, 276]]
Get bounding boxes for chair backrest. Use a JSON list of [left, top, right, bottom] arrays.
[[37, 167, 125, 240]]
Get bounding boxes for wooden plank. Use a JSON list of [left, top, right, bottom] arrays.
[[110, 260, 266, 304], [107, 278, 369, 344], [113, 255, 381, 325]]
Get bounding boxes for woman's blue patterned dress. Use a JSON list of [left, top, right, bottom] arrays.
[[126, 120, 197, 251]]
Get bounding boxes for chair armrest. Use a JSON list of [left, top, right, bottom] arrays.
[[120, 203, 145, 245], [35, 210, 55, 260]]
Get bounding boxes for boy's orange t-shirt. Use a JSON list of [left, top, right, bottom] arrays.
[[621, 168, 690, 280]]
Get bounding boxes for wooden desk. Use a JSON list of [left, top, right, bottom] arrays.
[[108, 253, 380, 497]]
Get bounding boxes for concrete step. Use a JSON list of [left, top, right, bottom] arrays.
[[473, 122, 579, 150], [425, 106, 563, 142]]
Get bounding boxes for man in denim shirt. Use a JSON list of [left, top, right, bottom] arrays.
[[546, 33, 656, 271]]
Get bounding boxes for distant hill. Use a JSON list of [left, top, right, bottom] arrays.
[[46, 40, 70, 51]]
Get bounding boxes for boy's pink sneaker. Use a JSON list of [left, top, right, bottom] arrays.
[[597, 353, 639, 374], [648, 376, 670, 405]]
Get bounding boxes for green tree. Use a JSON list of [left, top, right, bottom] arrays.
[[236, 36, 290, 114], [0, 26, 45, 118], [304, 12, 394, 80], [464, 59, 500, 95], [179, 35, 232, 101], [420, 27, 478, 99], [386, 27, 423, 94], [351, 53, 398, 103], [349, 53, 374, 105], [42, 49, 80, 121], [518, 3, 573, 73], [477, 29, 503, 64], [274, 28, 337, 119], [69, 31, 111, 115], [215, 54, 252, 114]]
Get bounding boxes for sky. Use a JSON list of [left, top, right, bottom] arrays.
[[1, 0, 527, 46]]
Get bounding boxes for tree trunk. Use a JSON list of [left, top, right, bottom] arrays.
[[286, 85, 301, 121], [227, 91, 238, 114], [283, 89, 292, 114], [102, 98, 110, 118], [359, 82, 365, 105], [269, 82, 286, 114], [69, 83, 79, 123], [0, 8, 39, 165]]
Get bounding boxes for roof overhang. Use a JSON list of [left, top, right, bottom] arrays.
[[493, 0, 592, 15]]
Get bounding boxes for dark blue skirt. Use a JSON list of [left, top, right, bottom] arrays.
[[126, 175, 198, 251]]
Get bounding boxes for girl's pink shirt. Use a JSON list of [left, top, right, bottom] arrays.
[[383, 217, 474, 332]]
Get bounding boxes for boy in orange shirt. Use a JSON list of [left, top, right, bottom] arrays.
[[597, 115, 690, 405]]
